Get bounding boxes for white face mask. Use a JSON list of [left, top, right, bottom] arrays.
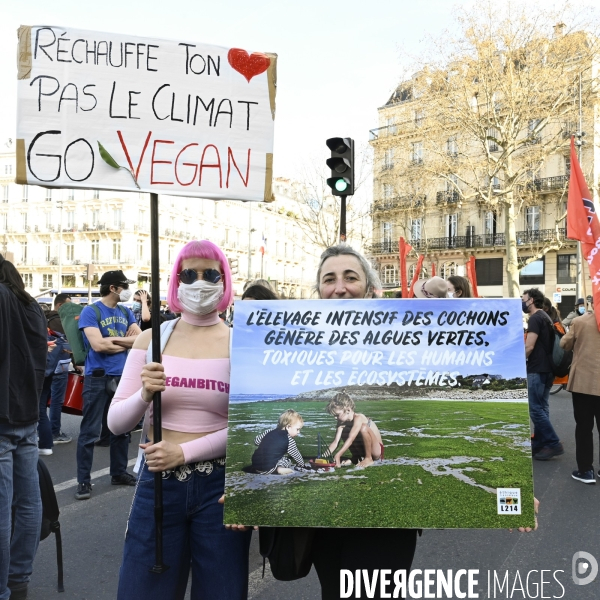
[[114, 288, 133, 303], [448, 292, 454, 298], [177, 280, 224, 315]]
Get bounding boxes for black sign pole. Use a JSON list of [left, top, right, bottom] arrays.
[[149, 192, 168, 573]]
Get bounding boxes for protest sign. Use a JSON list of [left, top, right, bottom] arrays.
[[225, 298, 535, 529], [15, 26, 276, 202]]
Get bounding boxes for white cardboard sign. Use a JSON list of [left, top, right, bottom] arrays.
[[16, 26, 277, 202]]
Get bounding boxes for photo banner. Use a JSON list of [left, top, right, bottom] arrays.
[[16, 26, 276, 202], [225, 298, 535, 529]]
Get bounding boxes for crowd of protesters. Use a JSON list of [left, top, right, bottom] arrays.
[[1, 245, 599, 600]]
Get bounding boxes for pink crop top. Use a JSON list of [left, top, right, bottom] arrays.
[[107, 348, 229, 464]]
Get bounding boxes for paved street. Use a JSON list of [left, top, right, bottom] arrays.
[[29, 389, 599, 599]]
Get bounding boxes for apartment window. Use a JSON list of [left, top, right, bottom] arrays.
[[446, 213, 458, 240], [91, 240, 99, 261], [491, 176, 501, 191], [386, 117, 397, 135], [381, 264, 398, 285], [91, 209, 99, 227], [413, 110, 424, 128], [45, 212, 52, 229], [564, 155, 571, 176], [525, 206, 540, 231], [45, 189, 52, 201], [0, 213, 6, 231], [22, 185, 28, 202], [20, 242, 27, 263], [113, 208, 122, 228], [138, 210, 145, 228], [408, 263, 427, 281], [168, 244, 175, 263], [66, 243, 74, 262], [43, 274, 53, 288], [21, 212, 28, 231], [383, 183, 394, 199], [528, 119, 542, 144], [383, 149, 394, 169], [44, 242, 51, 262], [519, 257, 545, 285], [382, 222, 393, 252], [67, 189, 74, 200], [446, 136, 458, 156], [66, 211, 75, 229], [2, 186, 8, 202], [441, 261, 457, 278], [22, 273, 33, 288], [411, 142, 423, 164], [475, 258, 503, 286], [112, 239, 121, 260], [484, 211, 497, 243], [557, 254, 576, 284], [487, 128, 499, 152], [411, 218, 422, 241], [93, 189, 100, 199], [62, 275, 76, 287], [137, 239, 144, 260], [5, 165, 12, 175], [446, 174, 458, 192]]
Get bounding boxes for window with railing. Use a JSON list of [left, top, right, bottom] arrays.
[[381, 264, 398, 285], [46, 189, 52, 201], [382, 222, 393, 252], [137, 240, 144, 261], [487, 128, 499, 152], [525, 206, 540, 231], [113, 208, 122, 228], [22, 273, 33, 288], [91, 209, 99, 227], [527, 119, 542, 144], [66, 211, 75, 229], [413, 110, 424, 128], [93, 190, 100, 200], [42, 274, 53, 288], [564, 155, 571, 176], [5, 165, 12, 175], [557, 254, 576, 284], [2, 186, 8, 202], [383, 149, 394, 170], [386, 117, 397, 135], [411, 218, 422, 241], [20, 242, 27, 263], [112, 239, 121, 260], [411, 142, 423, 164], [91, 240, 99, 261], [22, 185, 28, 202], [66, 243, 74, 262], [383, 183, 394, 199], [44, 242, 51, 262]]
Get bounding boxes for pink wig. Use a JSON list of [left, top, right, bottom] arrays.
[[167, 240, 233, 313]]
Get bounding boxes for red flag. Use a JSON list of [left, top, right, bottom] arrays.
[[399, 238, 412, 298], [567, 138, 600, 330], [431, 262, 436, 277], [466, 256, 479, 298], [408, 255, 425, 298]]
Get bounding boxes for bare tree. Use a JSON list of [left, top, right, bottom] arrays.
[[380, 1, 599, 296]]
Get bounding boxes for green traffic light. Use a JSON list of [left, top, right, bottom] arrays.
[[335, 178, 349, 192]]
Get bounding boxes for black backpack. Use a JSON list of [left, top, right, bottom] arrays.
[[38, 458, 64, 593], [546, 318, 573, 378], [258, 527, 315, 581]]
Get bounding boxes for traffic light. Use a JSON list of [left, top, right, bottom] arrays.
[[228, 257, 239, 276], [326, 137, 354, 196]]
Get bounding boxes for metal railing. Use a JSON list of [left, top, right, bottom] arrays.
[[368, 228, 567, 254], [526, 175, 568, 192], [436, 191, 460, 204], [372, 196, 425, 212]]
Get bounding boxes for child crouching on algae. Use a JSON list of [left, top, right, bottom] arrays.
[[325, 391, 384, 467], [252, 409, 309, 474]]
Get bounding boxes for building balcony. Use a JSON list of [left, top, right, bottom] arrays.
[[372, 196, 425, 212], [368, 228, 568, 255], [525, 175, 569, 193], [436, 191, 460, 204]]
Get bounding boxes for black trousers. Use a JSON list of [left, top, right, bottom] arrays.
[[312, 528, 418, 600], [572, 392, 600, 473]]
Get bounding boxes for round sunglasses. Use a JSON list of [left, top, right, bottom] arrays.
[[177, 268, 222, 285]]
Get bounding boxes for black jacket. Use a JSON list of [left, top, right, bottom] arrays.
[[0, 285, 48, 425]]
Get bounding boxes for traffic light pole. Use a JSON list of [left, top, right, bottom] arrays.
[[339, 196, 347, 243]]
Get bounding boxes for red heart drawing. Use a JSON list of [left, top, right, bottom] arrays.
[[227, 48, 271, 83]]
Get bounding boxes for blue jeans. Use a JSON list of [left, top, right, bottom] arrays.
[[76, 375, 129, 484], [37, 377, 53, 450], [117, 460, 252, 600], [49, 371, 69, 437], [0, 422, 42, 600], [528, 372, 560, 452]]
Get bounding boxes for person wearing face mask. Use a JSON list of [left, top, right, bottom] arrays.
[[74, 270, 141, 500], [562, 298, 588, 328], [446, 275, 472, 298], [132, 289, 164, 332], [107, 241, 251, 599]]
